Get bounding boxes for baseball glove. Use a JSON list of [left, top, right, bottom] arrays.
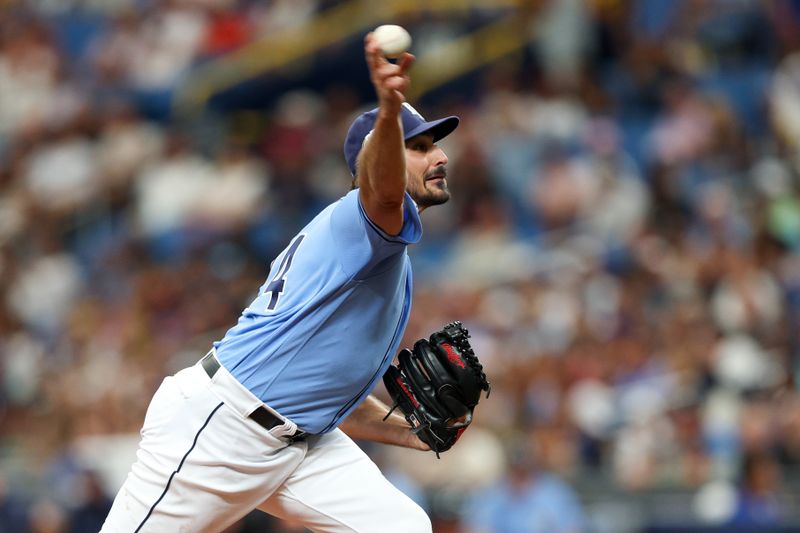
[[383, 321, 491, 458]]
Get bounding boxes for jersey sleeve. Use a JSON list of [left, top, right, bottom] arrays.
[[329, 189, 422, 278]]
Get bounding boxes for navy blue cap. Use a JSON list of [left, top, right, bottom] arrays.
[[344, 103, 459, 176]]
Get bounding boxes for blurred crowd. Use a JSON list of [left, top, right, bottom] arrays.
[[3, 0, 800, 531]]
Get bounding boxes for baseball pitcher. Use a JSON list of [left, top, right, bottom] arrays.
[[102, 31, 488, 533]]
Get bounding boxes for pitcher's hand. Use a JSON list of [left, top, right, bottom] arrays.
[[365, 32, 415, 116]]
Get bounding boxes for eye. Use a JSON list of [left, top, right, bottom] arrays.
[[407, 135, 435, 153], [409, 141, 429, 152]]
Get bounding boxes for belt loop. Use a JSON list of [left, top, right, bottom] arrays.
[[201, 351, 220, 379]]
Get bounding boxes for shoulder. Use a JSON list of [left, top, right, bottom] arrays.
[[361, 191, 423, 244], [332, 189, 423, 245]]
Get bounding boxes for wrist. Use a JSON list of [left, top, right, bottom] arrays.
[[376, 104, 402, 122]]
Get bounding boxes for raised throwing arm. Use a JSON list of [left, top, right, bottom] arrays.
[[357, 33, 416, 236]]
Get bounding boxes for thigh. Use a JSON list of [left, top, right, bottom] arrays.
[[258, 430, 431, 533], [102, 365, 306, 533]]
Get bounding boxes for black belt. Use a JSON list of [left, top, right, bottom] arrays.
[[201, 352, 307, 443]]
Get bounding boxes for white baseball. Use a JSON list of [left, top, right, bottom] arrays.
[[373, 25, 412, 58]]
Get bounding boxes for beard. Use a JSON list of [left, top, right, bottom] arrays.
[[412, 165, 451, 209]]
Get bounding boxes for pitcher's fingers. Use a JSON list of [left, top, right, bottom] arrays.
[[364, 33, 385, 71], [374, 62, 404, 81], [396, 53, 416, 74], [385, 74, 410, 93]]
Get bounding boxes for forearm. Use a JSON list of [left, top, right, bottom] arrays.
[[359, 111, 407, 206], [356, 34, 415, 235], [340, 394, 428, 450]]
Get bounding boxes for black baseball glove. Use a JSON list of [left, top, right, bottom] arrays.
[[383, 321, 491, 458]]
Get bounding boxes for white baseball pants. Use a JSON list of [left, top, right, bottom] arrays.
[[101, 358, 431, 533]]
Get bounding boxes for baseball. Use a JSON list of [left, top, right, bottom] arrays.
[[373, 24, 412, 58]]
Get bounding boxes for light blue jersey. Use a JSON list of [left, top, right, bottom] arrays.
[[213, 189, 422, 434]]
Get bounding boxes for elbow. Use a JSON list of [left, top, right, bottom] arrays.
[[360, 176, 405, 209], [374, 192, 405, 210]]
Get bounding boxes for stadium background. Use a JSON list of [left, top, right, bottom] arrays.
[[2, 0, 800, 531]]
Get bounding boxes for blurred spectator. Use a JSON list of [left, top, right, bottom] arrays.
[[248, 0, 318, 36], [0, 17, 63, 138], [28, 498, 67, 533], [192, 141, 269, 232], [201, 4, 251, 57], [729, 452, 785, 527], [67, 470, 113, 533], [0, 472, 28, 533], [463, 438, 587, 533], [5, 249, 84, 338], [770, 51, 800, 153], [127, 2, 207, 92], [23, 123, 97, 213], [134, 133, 216, 256], [95, 104, 164, 191]]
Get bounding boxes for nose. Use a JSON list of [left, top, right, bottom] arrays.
[[431, 145, 448, 167]]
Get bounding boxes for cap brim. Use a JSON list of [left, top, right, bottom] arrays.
[[404, 116, 459, 143]]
